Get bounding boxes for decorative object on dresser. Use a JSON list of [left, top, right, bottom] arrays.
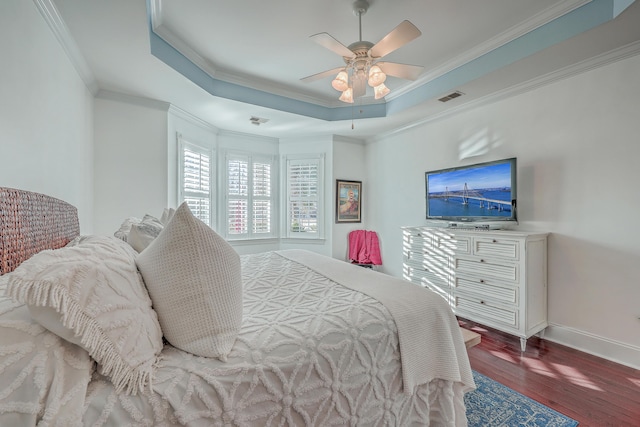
[[402, 226, 548, 351]]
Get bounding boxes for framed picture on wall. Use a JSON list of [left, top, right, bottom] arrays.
[[336, 179, 362, 223]]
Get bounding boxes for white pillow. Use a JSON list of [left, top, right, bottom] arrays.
[[136, 202, 242, 360], [128, 214, 164, 253], [159, 207, 176, 225], [114, 216, 141, 241], [4, 235, 163, 395]]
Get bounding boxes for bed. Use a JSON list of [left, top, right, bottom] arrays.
[[0, 187, 475, 426]]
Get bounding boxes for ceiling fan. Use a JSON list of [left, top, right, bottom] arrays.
[[301, 0, 424, 103]]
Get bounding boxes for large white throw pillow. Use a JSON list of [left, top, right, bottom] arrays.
[[136, 202, 242, 360], [4, 235, 163, 395]]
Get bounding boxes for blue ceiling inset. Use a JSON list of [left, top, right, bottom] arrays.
[[147, 0, 633, 122]]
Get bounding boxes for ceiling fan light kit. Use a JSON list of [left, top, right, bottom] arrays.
[[339, 87, 354, 103], [367, 65, 386, 87], [331, 71, 349, 92], [302, 0, 423, 104], [373, 82, 390, 100]]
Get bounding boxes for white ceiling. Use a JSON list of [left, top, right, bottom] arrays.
[[52, 0, 640, 140]]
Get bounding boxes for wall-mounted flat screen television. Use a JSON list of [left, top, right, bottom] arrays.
[[425, 157, 517, 225]]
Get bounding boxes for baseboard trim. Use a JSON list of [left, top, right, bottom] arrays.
[[543, 323, 640, 370]]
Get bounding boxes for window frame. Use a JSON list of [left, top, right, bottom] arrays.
[[178, 135, 215, 227], [283, 154, 325, 240], [222, 150, 277, 240]]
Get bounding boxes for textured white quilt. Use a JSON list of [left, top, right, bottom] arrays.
[[0, 250, 473, 426]]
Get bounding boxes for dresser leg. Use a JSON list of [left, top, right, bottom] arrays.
[[520, 337, 527, 352]]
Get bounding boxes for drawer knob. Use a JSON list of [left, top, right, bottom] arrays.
[[480, 259, 485, 263], [480, 300, 485, 305], [492, 239, 497, 243], [479, 279, 485, 283]]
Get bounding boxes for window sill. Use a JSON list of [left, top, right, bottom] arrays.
[[226, 237, 326, 246], [227, 237, 279, 246], [280, 238, 326, 244]]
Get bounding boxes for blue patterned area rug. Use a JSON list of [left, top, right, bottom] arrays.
[[465, 371, 579, 427]]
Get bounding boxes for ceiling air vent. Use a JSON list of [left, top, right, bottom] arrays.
[[438, 91, 464, 102], [249, 116, 269, 126]]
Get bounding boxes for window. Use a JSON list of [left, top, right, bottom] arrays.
[[179, 136, 214, 226], [225, 152, 276, 239], [285, 155, 324, 239]]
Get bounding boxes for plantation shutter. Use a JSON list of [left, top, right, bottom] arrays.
[[225, 152, 276, 239], [227, 156, 249, 235], [179, 137, 214, 226], [286, 156, 323, 238], [252, 161, 271, 234]]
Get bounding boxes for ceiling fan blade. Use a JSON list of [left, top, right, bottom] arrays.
[[369, 20, 421, 59], [310, 33, 355, 59], [300, 66, 345, 83], [376, 62, 424, 80]]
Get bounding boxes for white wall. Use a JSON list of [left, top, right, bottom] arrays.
[[366, 53, 640, 368], [332, 137, 367, 260], [93, 94, 169, 235], [0, 0, 94, 232]]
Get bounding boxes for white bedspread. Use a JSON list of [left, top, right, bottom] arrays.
[[1, 250, 474, 426], [277, 249, 474, 395]]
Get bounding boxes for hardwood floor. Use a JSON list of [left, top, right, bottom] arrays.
[[460, 319, 640, 427]]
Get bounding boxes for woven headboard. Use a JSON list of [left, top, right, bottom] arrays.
[[0, 187, 80, 275]]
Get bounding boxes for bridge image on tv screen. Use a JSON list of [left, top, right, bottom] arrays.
[[427, 162, 513, 218]]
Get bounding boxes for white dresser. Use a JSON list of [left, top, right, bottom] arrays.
[[402, 226, 548, 351]]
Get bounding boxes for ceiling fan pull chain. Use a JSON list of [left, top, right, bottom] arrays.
[[351, 104, 355, 129]]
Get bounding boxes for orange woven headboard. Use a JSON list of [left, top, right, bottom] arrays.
[[0, 187, 80, 275]]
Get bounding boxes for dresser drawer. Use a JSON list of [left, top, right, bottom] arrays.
[[403, 260, 451, 286], [472, 237, 520, 260], [455, 295, 518, 329], [403, 230, 436, 249], [452, 236, 471, 255], [454, 276, 518, 305], [403, 263, 450, 301], [404, 248, 451, 267], [455, 256, 519, 283]]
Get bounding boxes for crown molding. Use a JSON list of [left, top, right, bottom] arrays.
[[390, 0, 592, 100], [151, 0, 591, 107], [150, 2, 219, 80], [149, 2, 344, 108], [218, 129, 280, 144], [33, 0, 99, 94], [333, 135, 367, 145], [374, 39, 640, 142], [96, 89, 171, 111], [169, 104, 219, 133], [148, 0, 163, 28]]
